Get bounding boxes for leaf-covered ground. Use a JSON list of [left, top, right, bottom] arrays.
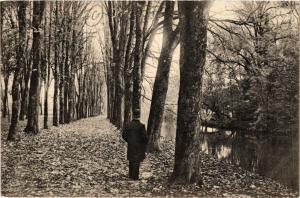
[[1, 116, 298, 197]]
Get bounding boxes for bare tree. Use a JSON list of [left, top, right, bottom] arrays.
[[52, 1, 59, 126], [132, 1, 145, 117], [19, 2, 32, 121], [147, 1, 179, 152], [43, 2, 52, 129], [123, 3, 135, 127], [0, 2, 2, 120], [172, 1, 210, 184], [24, 1, 45, 134], [7, 1, 27, 141]]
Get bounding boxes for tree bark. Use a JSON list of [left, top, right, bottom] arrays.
[[112, 43, 123, 128], [147, 1, 179, 152], [140, 1, 152, 78], [59, 2, 65, 124], [53, 1, 59, 126], [44, 2, 52, 129], [123, 4, 135, 127], [24, 1, 45, 134], [172, 1, 209, 184], [19, 70, 29, 120], [64, 5, 71, 123], [19, 37, 32, 120], [132, 1, 145, 116], [2, 75, 9, 118], [7, 1, 27, 141], [102, 40, 112, 120], [107, 2, 124, 128], [64, 35, 70, 123], [68, 28, 76, 122], [0, 2, 2, 120], [1, 4, 9, 119]]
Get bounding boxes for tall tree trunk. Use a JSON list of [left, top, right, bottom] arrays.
[[79, 67, 84, 119], [93, 68, 97, 116], [68, 29, 76, 122], [44, 77, 49, 128], [2, 75, 9, 118], [59, 3, 65, 124], [53, 1, 59, 126], [0, 2, 2, 120], [107, 2, 115, 124], [64, 38, 69, 123], [172, 1, 209, 184], [77, 68, 82, 119], [112, 2, 128, 129], [67, 5, 76, 121], [64, 7, 70, 123], [113, 56, 122, 127], [19, 77, 27, 120], [44, 2, 52, 129], [109, 62, 115, 123], [147, 1, 179, 152], [59, 65, 65, 124], [107, 1, 123, 128], [53, 62, 59, 126], [24, 1, 45, 134], [20, 17, 33, 120], [19, 47, 31, 120], [102, 40, 111, 120], [132, 1, 145, 116], [19, 28, 32, 121], [7, 1, 27, 141], [105, 56, 113, 121], [82, 71, 87, 118], [106, 76, 111, 119], [1, 3, 8, 119], [123, 4, 135, 127], [140, 1, 152, 78]]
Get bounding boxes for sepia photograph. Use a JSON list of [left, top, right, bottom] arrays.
[[0, 0, 299, 197]]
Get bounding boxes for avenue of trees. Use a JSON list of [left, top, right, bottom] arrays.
[[101, 1, 180, 152], [101, 1, 210, 183], [101, 1, 298, 183], [102, 2, 208, 182], [1, 1, 104, 141], [1, 1, 299, 185]]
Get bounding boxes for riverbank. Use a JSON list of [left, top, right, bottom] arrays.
[[1, 116, 298, 197]]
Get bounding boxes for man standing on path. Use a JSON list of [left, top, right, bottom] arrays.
[[122, 109, 148, 180]]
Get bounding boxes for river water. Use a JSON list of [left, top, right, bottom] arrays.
[[161, 121, 299, 191]]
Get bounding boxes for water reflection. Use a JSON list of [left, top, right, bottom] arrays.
[[160, 117, 299, 191], [198, 132, 299, 191]]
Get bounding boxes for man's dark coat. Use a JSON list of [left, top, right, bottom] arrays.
[[122, 120, 148, 162]]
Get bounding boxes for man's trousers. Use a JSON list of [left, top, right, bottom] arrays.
[[129, 161, 140, 180]]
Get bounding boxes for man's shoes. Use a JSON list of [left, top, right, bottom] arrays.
[[129, 177, 139, 181]]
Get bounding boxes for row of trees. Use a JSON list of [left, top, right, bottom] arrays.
[[1, 1, 104, 140], [2, 0, 297, 185], [102, 1, 180, 152], [102, 1, 298, 183], [102, 1, 210, 184], [102, 2, 299, 162]]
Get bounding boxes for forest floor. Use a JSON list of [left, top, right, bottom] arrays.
[[1, 116, 298, 197]]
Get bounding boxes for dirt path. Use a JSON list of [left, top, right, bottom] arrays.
[[1, 116, 161, 197], [1, 116, 298, 197]]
